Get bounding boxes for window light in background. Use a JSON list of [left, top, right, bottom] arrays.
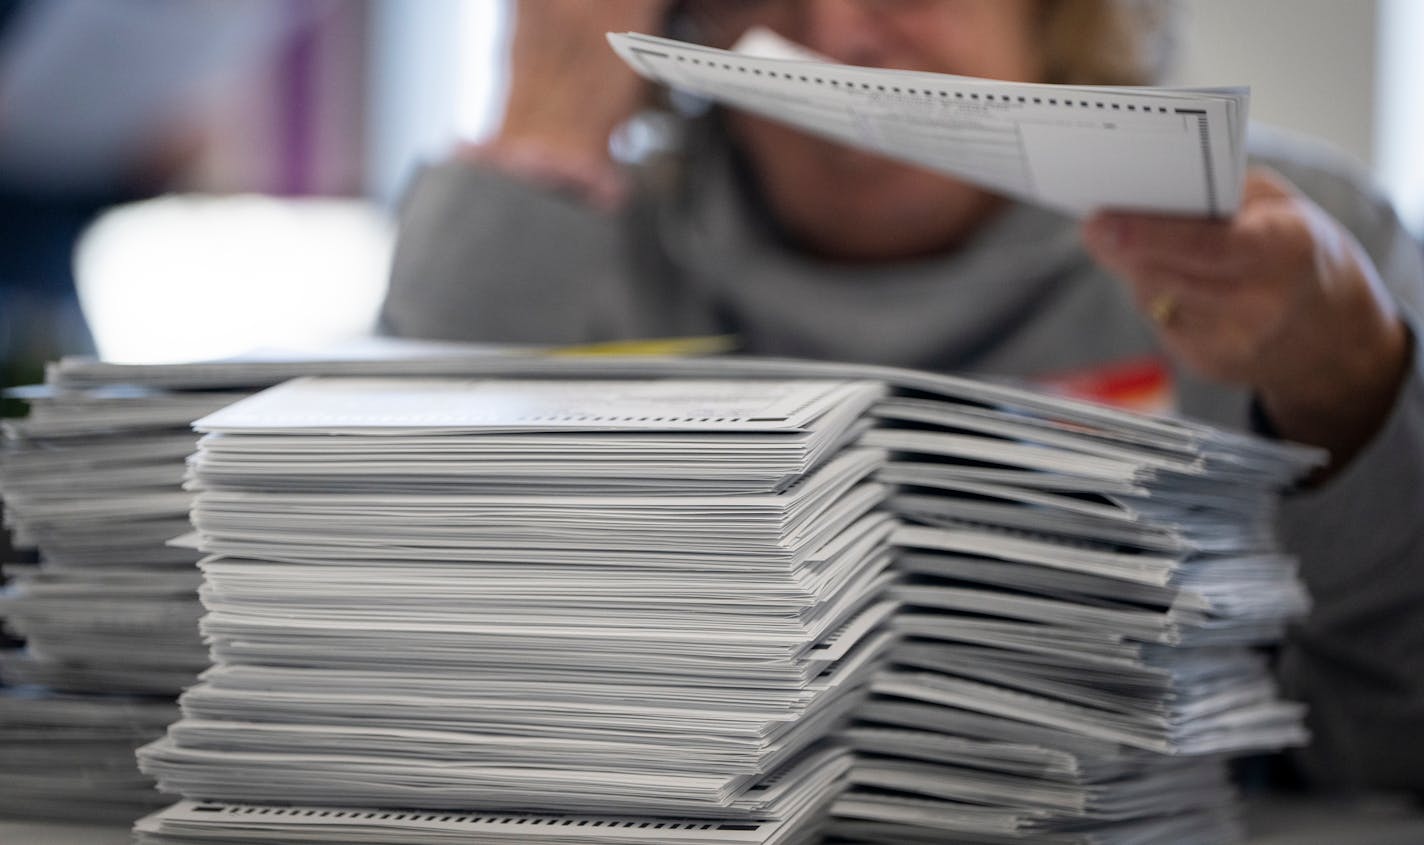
[[364, 0, 508, 207], [1377, 0, 1424, 237], [73, 1, 507, 368], [75, 195, 393, 364], [454, 0, 509, 143]]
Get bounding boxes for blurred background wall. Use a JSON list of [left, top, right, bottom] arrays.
[[0, 0, 1418, 379], [1171, 0, 1380, 173], [1171, 0, 1424, 233]]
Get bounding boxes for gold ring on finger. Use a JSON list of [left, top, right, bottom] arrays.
[[1149, 293, 1178, 327]]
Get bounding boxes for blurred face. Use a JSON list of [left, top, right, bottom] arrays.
[[683, 0, 1048, 261]]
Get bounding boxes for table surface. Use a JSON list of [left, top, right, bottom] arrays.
[[3, 794, 1423, 845]]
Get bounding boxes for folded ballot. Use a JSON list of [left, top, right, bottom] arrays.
[[608, 29, 1248, 217]]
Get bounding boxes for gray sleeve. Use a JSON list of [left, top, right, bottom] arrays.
[[1277, 331, 1424, 791], [379, 158, 638, 345], [1262, 135, 1424, 791]]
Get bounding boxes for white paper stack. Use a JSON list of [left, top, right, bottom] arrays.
[[135, 376, 898, 844], [0, 387, 234, 822], [0, 387, 242, 693], [826, 394, 1322, 843]]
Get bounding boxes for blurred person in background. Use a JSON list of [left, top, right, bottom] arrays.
[[382, 0, 1424, 796]]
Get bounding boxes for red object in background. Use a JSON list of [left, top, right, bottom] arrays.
[[1035, 354, 1176, 415]]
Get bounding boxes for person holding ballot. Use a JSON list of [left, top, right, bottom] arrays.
[[382, 0, 1424, 794]]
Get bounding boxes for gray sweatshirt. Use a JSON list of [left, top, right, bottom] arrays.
[[382, 119, 1424, 792]]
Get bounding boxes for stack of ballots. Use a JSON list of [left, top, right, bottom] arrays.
[[129, 357, 1323, 844], [0, 386, 241, 695], [0, 385, 238, 820], [136, 375, 899, 844], [829, 390, 1319, 843], [0, 339, 502, 821]]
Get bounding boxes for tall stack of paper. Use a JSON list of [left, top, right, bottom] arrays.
[[135, 376, 898, 844], [0, 387, 235, 821], [123, 358, 1321, 845], [3, 352, 1320, 840], [828, 394, 1320, 843]]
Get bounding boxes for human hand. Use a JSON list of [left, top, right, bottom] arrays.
[[469, 0, 670, 208], [1082, 168, 1412, 468]]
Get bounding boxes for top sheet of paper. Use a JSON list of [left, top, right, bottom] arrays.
[[192, 377, 874, 434], [608, 30, 1248, 217]]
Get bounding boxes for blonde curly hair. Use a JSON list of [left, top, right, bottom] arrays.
[[1040, 0, 1177, 86]]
